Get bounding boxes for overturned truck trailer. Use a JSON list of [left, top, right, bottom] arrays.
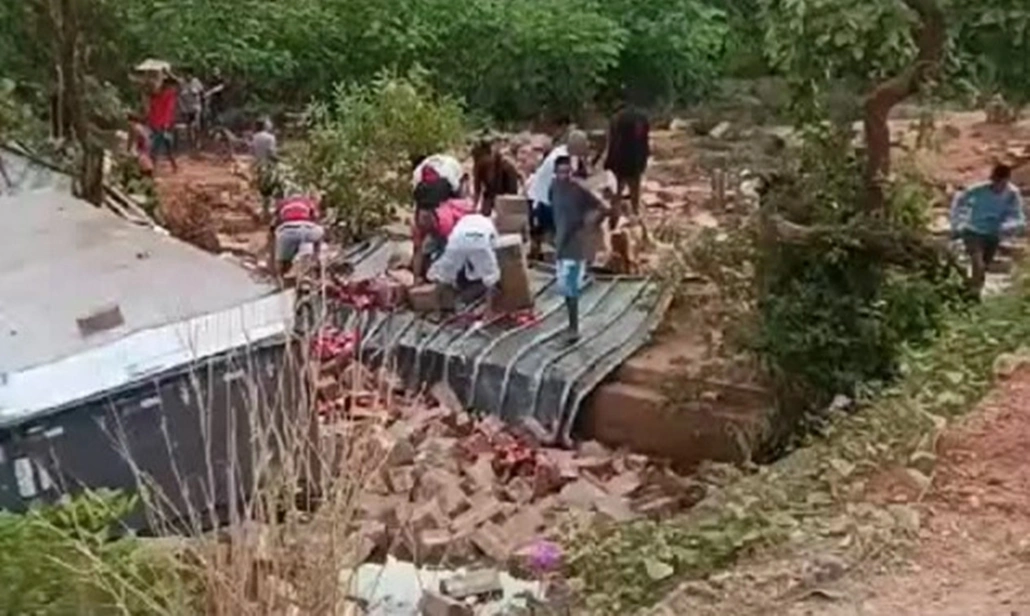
[[0, 191, 306, 532]]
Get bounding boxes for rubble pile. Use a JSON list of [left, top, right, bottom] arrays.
[[315, 355, 709, 570]]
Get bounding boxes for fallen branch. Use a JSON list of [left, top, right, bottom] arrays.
[[763, 212, 957, 271]]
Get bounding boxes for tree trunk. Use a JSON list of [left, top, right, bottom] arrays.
[[862, 0, 945, 211]]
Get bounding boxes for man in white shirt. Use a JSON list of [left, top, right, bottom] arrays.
[[426, 213, 500, 308], [525, 130, 590, 258]]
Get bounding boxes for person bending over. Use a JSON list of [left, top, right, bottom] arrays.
[[425, 212, 501, 309], [273, 191, 324, 277]]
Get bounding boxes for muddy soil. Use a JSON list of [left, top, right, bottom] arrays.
[[783, 367, 1030, 616]]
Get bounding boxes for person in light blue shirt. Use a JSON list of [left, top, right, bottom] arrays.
[[950, 164, 1026, 295]]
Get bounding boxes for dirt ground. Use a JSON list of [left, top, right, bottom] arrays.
[[151, 153, 270, 271], [783, 367, 1030, 616]]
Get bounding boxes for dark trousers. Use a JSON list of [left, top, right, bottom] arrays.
[[962, 231, 1000, 294]]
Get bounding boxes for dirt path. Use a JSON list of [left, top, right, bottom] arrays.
[[785, 368, 1030, 616], [152, 155, 269, 266]]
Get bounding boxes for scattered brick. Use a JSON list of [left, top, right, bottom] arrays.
[[420, 590, 473, 616], [386, 466, 417, 495], [559, 478, 609, 511], [470, 523, 511, 563], [504, 476, 534, 505], [452, 497, 511, 535], [605, 471, 643, 497], [416, 528, 453, 562], [462, 455, 497, 495], [501, 506, 546, 550], [441, 569, 502, 600], [418, 469, 470, 517]]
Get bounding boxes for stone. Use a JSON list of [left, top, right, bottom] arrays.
[[594, 495, 638, 523], [708, 121, 732, 139], [441, 569, 503, 600], [578, 440, 610, 458]]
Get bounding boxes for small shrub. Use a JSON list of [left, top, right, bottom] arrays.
[[293, 68, 466, 241]]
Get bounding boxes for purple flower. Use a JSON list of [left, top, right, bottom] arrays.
[[526, 540, 563, 573]]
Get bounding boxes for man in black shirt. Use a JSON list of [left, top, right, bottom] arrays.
[[602, 99, 650, 229], [471, 138, 521, 215]]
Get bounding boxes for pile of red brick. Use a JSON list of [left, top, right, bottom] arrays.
[[325, 375, 709, 569]]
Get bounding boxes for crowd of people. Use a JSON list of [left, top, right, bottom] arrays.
[[406, 98, 651, 343], [128, 66, 229, 174], [129, 64, 1024, 337]]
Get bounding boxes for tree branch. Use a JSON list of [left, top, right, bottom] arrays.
[[863, 0, 946, 211]]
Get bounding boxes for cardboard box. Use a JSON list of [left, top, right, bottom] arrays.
[[491, 234, 534, 312]]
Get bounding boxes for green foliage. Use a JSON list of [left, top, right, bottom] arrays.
[[949, 1, 1030, 105], [752, 125, 967, 411], [1, 0, 731, 123], [0, 490, 188, 615], [0, 78, 46, 144], [568, 265, 1030, 614], [565, 510, 774, 614], [758, 0, 918, 118], [293, 69, 466, 240], [598, 0, 730, 107]]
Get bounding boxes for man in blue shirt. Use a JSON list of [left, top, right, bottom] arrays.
[[950, 164, 1026, 296]]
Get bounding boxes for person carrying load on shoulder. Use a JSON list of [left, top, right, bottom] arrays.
[[950, 163, 1026, 297], [273, 187, 325, 277], [412, 196, 474, 282], [412, 152, 466, 210]]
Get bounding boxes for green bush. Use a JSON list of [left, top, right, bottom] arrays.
[[752, 125, 968, 413], [292, 69, 466, 241], [0, 491, 189, 615], [599, 0, 730, 106]]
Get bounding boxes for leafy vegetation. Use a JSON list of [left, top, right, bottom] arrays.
[[566, 265, 1030, 614], [292, 68, 466, 240], [0, 491, 190, 615]]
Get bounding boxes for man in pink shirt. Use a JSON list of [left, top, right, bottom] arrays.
[[412, 198, 474, 281]]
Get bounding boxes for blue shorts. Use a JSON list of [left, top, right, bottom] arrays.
[[530, 201, 555, 237], [556, 259, 586, 298]]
